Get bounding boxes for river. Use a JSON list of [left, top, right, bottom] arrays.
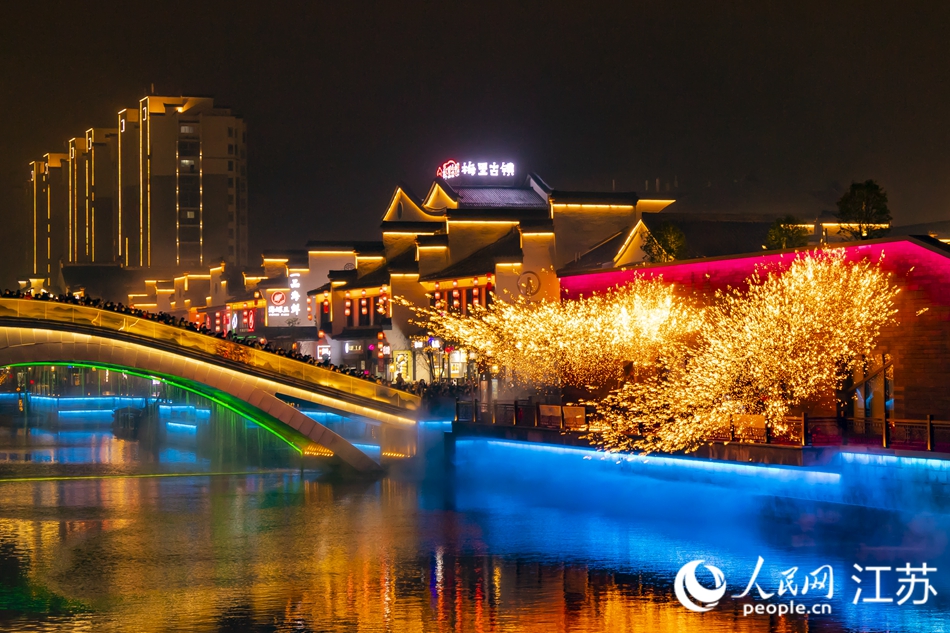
[[0, 394, 947, 632]]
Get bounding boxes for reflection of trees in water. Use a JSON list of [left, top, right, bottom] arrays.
[[0, 537, 84, 616]]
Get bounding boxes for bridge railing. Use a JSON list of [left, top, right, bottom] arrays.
[[0, 299, 420, 411]]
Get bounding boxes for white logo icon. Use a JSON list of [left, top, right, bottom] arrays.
[[675, 560, 727, 613]]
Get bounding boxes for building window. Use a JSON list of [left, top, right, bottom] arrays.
[[228, 144, 234, 155], [227, 177, 234, 187], [186, 211, 195, 219], [228, 161, 234, 172], [180, 125, 196, 134], [179, 175, 200, 208], [228, 194, 234, 205], [240, 166, 246, 176], [228, 228, 234, 238], [242, 132, 246, 143], [178, 140, 199, 157], [180, 159, 196, 172], [228, 127, 233, 138]]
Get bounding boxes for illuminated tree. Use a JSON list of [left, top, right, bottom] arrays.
[[403, 276, 701, 390], [596, 250, 899, 454], [836, 180, 891, 240], [765, 215, 809, 250]]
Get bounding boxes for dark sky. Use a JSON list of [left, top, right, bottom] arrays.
[[2, 1, 949, 283]]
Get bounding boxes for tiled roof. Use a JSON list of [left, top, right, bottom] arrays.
[[558, 228, 630, 273], [380, 220, 444, 232], [420, 229, 523, 281], [262, 249, 309, 267], [455, 187, 548, 209], [558, 213, 784, 275], [417, 234, 449, 246], [549, 191, 639, 205], [446, 207, 550, 222]]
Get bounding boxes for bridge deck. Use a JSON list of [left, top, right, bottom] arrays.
[[0, 299, 420, 416]]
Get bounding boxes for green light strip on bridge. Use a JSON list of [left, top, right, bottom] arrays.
[[6, 362, 306, 454]]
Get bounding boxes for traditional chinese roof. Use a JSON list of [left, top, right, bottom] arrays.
[[420, 229, 523, 281], [446, 207, 551, 222], [380, 220, 445, 232], [453, 187, 548, 209], [641, 213, 778, 259], [549, 191, 639, 205], [261, 249, 309, 267], [416, 234, 449, 247], [254, 275, 293, 289], [558, 227, 632, 273], [558, 213, 785, 275]]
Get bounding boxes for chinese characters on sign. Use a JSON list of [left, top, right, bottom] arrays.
[[267, 274, 302, 324], [437, 159, 515, 180]]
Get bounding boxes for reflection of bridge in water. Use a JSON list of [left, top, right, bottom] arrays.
[[0, 299, 422, 473]]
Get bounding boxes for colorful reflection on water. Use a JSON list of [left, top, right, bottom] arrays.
[[0, 405, 948, 631]]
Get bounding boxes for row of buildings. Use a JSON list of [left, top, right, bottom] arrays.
[[119, 159, 877, 383], [27, 94, 249, 290]]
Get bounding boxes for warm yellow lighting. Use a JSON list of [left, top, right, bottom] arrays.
[[447, 220, 519, 225], [308, 250, 355, 255], [551, 204, 636, 211]]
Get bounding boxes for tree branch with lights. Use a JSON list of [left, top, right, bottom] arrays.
[[402, 250, 899, 454]]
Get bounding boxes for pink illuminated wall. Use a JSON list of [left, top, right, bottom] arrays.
[[560, 238, 950, 309]]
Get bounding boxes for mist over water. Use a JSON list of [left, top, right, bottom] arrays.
[[0, 387, 947, 631]]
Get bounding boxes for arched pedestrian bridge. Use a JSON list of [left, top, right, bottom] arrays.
[[0, 299, 421, 473]]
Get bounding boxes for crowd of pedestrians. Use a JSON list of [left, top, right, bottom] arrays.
[[2, 289, 473, 402]]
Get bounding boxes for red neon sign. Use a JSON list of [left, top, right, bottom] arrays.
[[436, 159, 460, 179]]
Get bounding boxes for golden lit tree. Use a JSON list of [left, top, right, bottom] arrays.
[[402, 276, 701, 390], [597, 250, 899, 454]]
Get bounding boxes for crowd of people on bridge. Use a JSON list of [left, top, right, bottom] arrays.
[[1, 289, 473, 403]]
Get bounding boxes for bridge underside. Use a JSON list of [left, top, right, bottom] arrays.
[[0, 327, 398, 473]]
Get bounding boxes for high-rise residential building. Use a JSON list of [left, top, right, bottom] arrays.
[[29, 153, 69, 288], [117, 107, 140, 267], [130, 96, 248, 270], [23, 92, 248, 300], [67, 128, 118, 264]]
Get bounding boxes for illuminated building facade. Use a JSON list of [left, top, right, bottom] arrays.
[[28, 154, 69, 289], [297, 165, 674, 380], [132, 96, 248, 270], [24, 94, 248, 296], [67, 128, 118, 264]]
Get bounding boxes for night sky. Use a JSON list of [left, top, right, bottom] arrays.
[[2, 1, 948, 284]]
